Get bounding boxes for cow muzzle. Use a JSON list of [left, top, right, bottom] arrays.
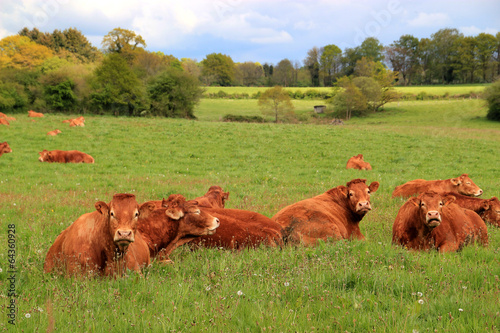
[[207, 217, 220, 235], [474, 189, 483, 197], [114, 229, 135, 250], [356, 201, 372, 213], [425, 211, 441, 228]]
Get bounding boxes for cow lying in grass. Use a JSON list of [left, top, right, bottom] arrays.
[[392, 192, 488, 252], [441, 192, 500, 228], [392, 174, 483, 198], [38, 149, 95, 163], [346, 154, 372, 170], [272, 179, 379, 246], [0, 142, 12, 157]]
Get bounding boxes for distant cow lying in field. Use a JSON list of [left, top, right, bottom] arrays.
[[0, 142, 12, 157], [47, 129, 62, 136], [63, 116, 85, 127], [28, 110, 44, 117], [392, 174, 482, 198], [44, 193, 154, 276], [0, 118, 9, 126], [442, 192, 500, 228], [392, 192, 488, 252], [138, 194, 220, 263], [272, 179, 379, 246], [188, 208, 283, 250], [346, 154, 372, 170], [38, 149, 94, 163]]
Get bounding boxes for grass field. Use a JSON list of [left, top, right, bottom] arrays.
[[0, 97, 499, 332], [203, 84, 489, 98]]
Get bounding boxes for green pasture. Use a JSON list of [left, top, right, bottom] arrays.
[[203, 84, 488, 98], [0, 97, 499, 332]]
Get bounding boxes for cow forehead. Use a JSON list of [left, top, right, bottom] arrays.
[[418, 193, 443, 206], [109, 195, 139, 213], [348, 182, 369, 193]]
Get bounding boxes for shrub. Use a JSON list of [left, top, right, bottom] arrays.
[[484, 80, 500, 121], [222, 114, 266, 123]]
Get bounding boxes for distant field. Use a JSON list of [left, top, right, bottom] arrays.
[[203, 84, 488, 98]]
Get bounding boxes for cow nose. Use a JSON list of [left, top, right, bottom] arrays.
[[477, 189, 483, 196], [214, 218, 220, 227], [117, 230, 132, 238], [427, 211, 439, 219], [358, 201, 371, 210]]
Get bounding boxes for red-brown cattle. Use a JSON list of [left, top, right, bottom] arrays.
[[69, 117, 85, 127], [441, 192, 500, 228], [0, 142, 12, 157], [189, 208, 284, 249], [272, 179, 380, 246], [44, 194, 154, 276], [138, 194, 220, 263], [0, 118, 9, 126], [63, 116, 85, 124], [47, 129, 62, 136], [392, 174, 482, 198], [38, 149, 94, 163], [0, 113, 15, 121], [28, 110, 44, 117], [392, 192, 488, 252], [346, 154, 372, 170], [192, 185, 229, 208]]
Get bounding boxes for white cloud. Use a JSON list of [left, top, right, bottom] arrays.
[[460, 25, 498, 36], [408, 12, 451, 27]]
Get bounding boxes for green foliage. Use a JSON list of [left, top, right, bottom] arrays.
[[201, 53, 235, 86], [147, 68, 203, 118], [258, 85, 295, 123], [43, 78, 76, 111], [484, 79, 500, 121], [0, 80, 28, 111], [222, 114, 266, 123]]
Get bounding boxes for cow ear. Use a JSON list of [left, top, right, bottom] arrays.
[[450, 177, 461, 186], [443, 195, 456, 206], [369, 181, 379, 193], [95, 201, 109, 215], [139, 201, 156, 218], [165, 208, 184, 220], [223, 192, 230, 200], [337, 185, 348, 197], [409, 197, 420, 207], [482, 201, 490, 210]]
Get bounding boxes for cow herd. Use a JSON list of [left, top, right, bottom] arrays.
[[43, 172, 499, 277]]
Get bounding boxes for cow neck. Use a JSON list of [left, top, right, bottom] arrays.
[[138, 209, 180, 253], [93, 212, 125, 268], [456, 197, 486, 213]]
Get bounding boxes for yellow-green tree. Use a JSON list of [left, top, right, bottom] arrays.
[[258, 86, 294, 123], [0, 35, 53, 69]]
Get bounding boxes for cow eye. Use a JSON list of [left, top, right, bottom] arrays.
[[439, 202, 444, 206], [135, 212, 139, 217], [420, 203, 425, 207], [349, 192, 354, 197], [110, 212, 115, 217], [466, 182, 471, 185], [367, 190, 371, 195]]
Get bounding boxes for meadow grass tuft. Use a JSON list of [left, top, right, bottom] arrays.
[[0, 97, 498, 331]]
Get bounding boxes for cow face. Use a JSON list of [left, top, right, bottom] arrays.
[[206, 185, 230, 208], [481, 197, 500, 227], [410, 192, 455, 229], [38, 150, 50, 162], [340, 179, 379, 215], [95, 194, 155, 251], [451, 174, 483, 197], [1, 142, 12, 154], [162, 195, 220, 235]]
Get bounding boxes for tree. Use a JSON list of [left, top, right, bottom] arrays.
[[320, 44, 342, 86], [236, 61, 264, 86], [258, 86, 294, 123], [484, 79, 500, 121], [147, 68, 203, 118], [384, 35, 420, 85], [200, 53, 235, 86], [101, 28, 146, 54], [304, 46, 321, 86], [456, 36, 478, 83], [90, 53, 145, 115], [358, 37, 384, 63], [430, 28, 463, 83], [273, 59, 294, 87], [331, 77, 366, 120], [475, 33, 497, 82], [0, 35, 53, 69]]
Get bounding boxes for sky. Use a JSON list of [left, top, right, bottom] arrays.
[[0, 0, 499, 65]]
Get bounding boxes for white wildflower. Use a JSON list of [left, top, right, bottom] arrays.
[[237, 290, 243, 296], [418, 299, 424, 304]]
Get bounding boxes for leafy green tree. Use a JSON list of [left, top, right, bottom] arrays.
[[90, 53, 145, 115], [258, 86, 294, 123], [101, 28, 146, 53], [331, 76, 366, 120], [304, 46, 321, 87], [430, 28, 463, 83], [358, 37, 384, 63], [147, 68, 203, 118], [320, 44, 342, 86], [0, 35, 53, 69], [200, 53, 235, 86], [475, 33, 497, 82], [235, 61, 264, 86], [273, 59, 295, 87], [456, 36, 478, 83], [385, 35, 420, 85], [484, 79, 500, 121]]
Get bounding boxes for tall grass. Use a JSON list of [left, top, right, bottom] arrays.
[[0, 99, 499, 332]]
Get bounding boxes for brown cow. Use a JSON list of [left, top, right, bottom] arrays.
[[346, 154, 372, 170], [28, 110, 44, 117], [69, 117, 85, 127], [38, 149, 94, 163], [192, 185, 229, 208], [392, 192, 488, 252], [189, 208, 283, 249], [272, 179, 380, 246], [392, 174, 482, 198], [0, 142, 12, 157], [44, 194, 155, 276], [47, 129, 62, 136], [0, 118, 9, 126], [0, 113, 15, 121], [441, 192, 500, 228], [138, 194, 220, 263]]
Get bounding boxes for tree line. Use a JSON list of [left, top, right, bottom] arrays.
[[0, 27, 499, 117]]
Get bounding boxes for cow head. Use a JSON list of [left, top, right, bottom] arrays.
[[481, 197, 500, 227], [95, 193, 155, 252], [38, 150, 51, 162], [451, 174, 482, 197], [409, 192, 455, 229], [338, 179, 379, 215], [1, 142, 12, 154], [206, 185, 230, 208], [162, 194, 220, 235]]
